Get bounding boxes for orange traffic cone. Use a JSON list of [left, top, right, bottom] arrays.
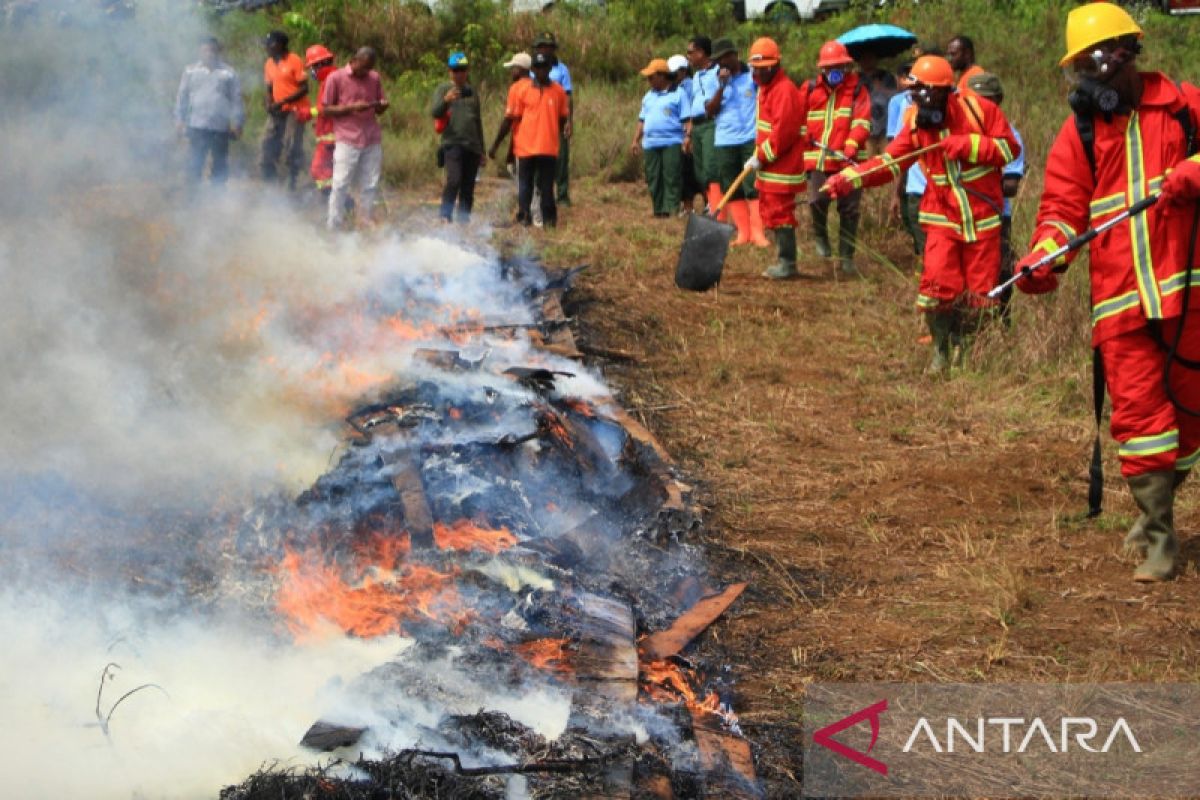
[[747, 199, 771, 248], [727, 200, 752, 246], [707, 183, 726, 221]]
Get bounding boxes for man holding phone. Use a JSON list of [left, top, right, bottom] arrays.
[[322, 47, 390, 230], [431, 51, 486, 224]]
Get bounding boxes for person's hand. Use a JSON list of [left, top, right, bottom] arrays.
[[683, 133, 692, 155], [444, 87, 460, 103], [940, 134, 976, 162], [743, 154, 761, 171], [630, 140, 642, 157], [479, 151, 487, 168], [488, 145, 499, 161], [1161, 158, 1200, 211], [824, 172, 855, 199], [842, 140, 859, 160], [563, 119, 573, 140], [1014, 245, 1060, 295], [374, 99, 389, 112], [718, 67, 731, 83]]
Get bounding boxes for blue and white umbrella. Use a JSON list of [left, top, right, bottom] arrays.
[[837, 23, 918, 60]]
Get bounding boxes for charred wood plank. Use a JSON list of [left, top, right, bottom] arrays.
[[689, 713, 763, 799], [387, 455, 435, 549], [639, 583, 748, 662], [299, 720, 366, 751]]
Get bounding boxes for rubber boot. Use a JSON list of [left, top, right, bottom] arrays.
[[925, 313, 953, 375], [707, 183, 726, 221], [837, 214, 860, 276], [727, 200, 752, 246], [747, 199, 771, 248], [763, 226, 798, 279], [812, 205, 831, 258], [1125, 470, 1188, 555], [1128, 471, 1179, 582]]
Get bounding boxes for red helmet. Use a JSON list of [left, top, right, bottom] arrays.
[[305, 44, 334, 68], [907, 55, 955, 88], [817, 40, 852, 68], [748, 37, 781, 67]]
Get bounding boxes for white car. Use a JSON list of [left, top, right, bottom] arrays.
[[732, 0, 848, 22]]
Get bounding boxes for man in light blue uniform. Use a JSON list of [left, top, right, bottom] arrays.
[[706, 38, 758, 241], [534, 32, 574, 205], [669, 54, 701, 211], [631, 58, 687, 217], [686, 36, 722, 212], [885, 68, 927, 260], [966, 72, 1024, 322]]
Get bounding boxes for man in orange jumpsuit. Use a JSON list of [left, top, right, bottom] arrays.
[[742, 37, 805, 280], [304, 45, 337, 195], [1014, 2, 1200, 582], [799, 40, 872, 275], [825, 55, 1020, 372]]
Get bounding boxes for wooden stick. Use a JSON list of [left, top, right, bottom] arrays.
[[713, 164, 754, 215], [819, 142, 943, 192]]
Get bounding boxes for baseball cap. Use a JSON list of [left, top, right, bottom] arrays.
[[966, 72, 1004, 100], [534, 31, 557, 47], [711, 38, 737, 60], [503, 52, 532, 70], [447, 51, 469, 69], [639, 58, 671, 77], [667, 54, 688, 73], [532, 52, 553, 68]]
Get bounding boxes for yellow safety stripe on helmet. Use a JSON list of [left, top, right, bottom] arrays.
[[969, 133, 982, 163], [817, 90, 837, 171], [1118, 429, 1179, 459], [1177, 444, 1200, 471], [757, 119, 772, 131], [996, 137, 1014, 164], [758, 170, 806, 185], [762, 139, 777, 162], [1091, 290, 1140, 326], [1089, 192, 1125, 219], [1125, 111, 1163, 319]]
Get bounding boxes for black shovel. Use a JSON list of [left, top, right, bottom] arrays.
[[674, 164, 754, 292]]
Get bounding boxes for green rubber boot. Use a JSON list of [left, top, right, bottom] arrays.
[[1128, 471, 1179, 582], [1125, 470, 1187, 555], [838, 214, 860, 276], [812, 206, 831, 258], [925, 313, 953, 375], [763, 226, 798, 279]]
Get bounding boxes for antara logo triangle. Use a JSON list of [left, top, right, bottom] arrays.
[[812, 698, 889, 776]]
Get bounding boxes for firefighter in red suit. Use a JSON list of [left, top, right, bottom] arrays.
[[742, 37, 806, 280], [1014, 2, 1200, 581], [825, 55, 1020, 373], [799, 40, 872, 275], [304, 45, 338, 194]]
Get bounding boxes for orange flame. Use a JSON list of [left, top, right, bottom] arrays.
[[433, 520, 518, 554], [514, 637, 572, 673], [640, 659, 738, 727]]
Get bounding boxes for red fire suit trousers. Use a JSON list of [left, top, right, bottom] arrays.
[[916, 228, 1002, 312], [1100, 316, 1200, 477], [758, 190, 799, 229]]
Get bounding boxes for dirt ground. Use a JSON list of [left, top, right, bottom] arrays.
[[398, 174, 1200, 797]]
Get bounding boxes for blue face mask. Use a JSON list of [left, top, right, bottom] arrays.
[[825, 69, 844, 86]]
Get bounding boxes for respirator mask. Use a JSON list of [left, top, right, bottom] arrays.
[[1065, 38, 1140, 119], [823, 68, 845, 87], [913, 84, 948, 129]]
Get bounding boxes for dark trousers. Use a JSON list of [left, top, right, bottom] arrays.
[[519, 155, 558, 227], [440, 145, 481, 222], [187, 128, 230, 184], [644, 145, 682, 215], [808, 169, 862, 248], [715, 141, 758, 201], [999, 214, 1015, 323], [681, 150, 701, 206], [556, 131, 570, 203], [902, 192, 927, 256], [260, 109, 304, 186]]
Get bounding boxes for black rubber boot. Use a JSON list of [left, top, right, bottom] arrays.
[[838, 213, 860, 276], [1125, 470, 1187, 555], [1127, 471, 1179, 582], [812, 205, 831, 258], [925, 313, 953, 375], [763, 226, 798, 279]]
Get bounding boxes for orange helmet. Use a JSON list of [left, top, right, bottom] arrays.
[[907, 55, 955, 88], [749, 37, 781, 67], [817, 40, 852, 68], [305, 44, 334, 68]]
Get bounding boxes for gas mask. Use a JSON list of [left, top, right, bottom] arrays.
[[912, 84, 948, 129], [823, 68, 845, 87], [310, 63, 335, 83], [1065, 39, 1140, 119]]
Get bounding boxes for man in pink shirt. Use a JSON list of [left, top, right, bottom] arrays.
[[321, 47, 389, 229]]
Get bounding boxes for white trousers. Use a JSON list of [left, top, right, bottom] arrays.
[[328, 141, 383, 229]]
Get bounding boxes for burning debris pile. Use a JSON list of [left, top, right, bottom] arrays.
[[190, 251, 762, 799]]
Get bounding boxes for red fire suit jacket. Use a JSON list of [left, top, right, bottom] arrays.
[[1028, 72, 1200, 347], [847, 93, 1019, 245], [753, 68, 806, 194], [798, 72, 871, 173]]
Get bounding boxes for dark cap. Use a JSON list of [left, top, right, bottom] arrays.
[[264, 30, 288, 48], [711, 38, 737, 59], [532, 52, 553, 68], [534, 31, 557, 47], [967, 71, 1003, 100]]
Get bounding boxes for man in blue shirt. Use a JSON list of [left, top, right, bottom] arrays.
[[175, 37, 244, 186], [885, 64, 927, 261], [534, 32, 574, 205], [631, 58, 687, 217], [685, 36, 722, 214], [669, 54, 701, 212], [966, 72, 1024, 324], [706, 38, 763, 246]]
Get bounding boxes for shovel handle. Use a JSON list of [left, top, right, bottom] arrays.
[[819, 142, 944, 193], [713, 164, 755, 216]]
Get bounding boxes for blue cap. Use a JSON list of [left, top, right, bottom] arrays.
[[448, 52, 469, 69]]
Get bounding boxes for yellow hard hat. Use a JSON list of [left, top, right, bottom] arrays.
[[1060, 2, 1143, 67]]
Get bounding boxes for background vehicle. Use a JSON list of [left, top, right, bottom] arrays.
[[732, 0, 849, 23]]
